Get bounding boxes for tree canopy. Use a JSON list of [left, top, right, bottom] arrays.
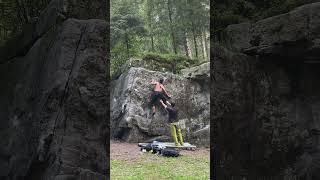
[[0, 0, 50, 46], [212, 0, 319, 33], [110, 0, 210, 75]]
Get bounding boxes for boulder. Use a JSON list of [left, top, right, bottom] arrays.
[[219, 2, 320, 60], [111, 63, 210, 146], [0, 1, 108, 179], [181, 62, 210, 81], [213, 2, 320, 179]]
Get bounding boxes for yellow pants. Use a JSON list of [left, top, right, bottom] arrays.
[[170, 123, 184, 146]]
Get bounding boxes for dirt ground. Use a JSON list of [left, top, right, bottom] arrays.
[[110, 140, 210, 162]]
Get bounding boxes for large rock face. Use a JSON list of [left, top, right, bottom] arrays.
[[0, 0, 108, 179], [219, 2, 320, 59], [0, 0, 106, 62], [111, 63, 210, 146], [213, 2, 320, 179]]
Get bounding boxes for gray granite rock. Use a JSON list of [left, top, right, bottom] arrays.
[[0, 1, 108, 179], [213, 3, 320, 179], [219, 2, 320, 61], [111, 63, 210, 146]]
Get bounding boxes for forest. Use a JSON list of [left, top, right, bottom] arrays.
[[0, 0, 317, 74], [110, 0, 210, 76], [213, 0, 319, 33], [0, 0, 50, 45]]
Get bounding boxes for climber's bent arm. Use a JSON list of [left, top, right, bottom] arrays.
[[161, 85, 171, 98]]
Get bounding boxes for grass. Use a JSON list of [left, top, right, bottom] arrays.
[[111, 152, 210, 180]]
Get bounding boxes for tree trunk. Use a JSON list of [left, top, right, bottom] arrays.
[[203, 31, 209, 61], [151, 35, 155, 51], [15, 0, 25, 24], [148, 0, 155, 51], [134, 0, 138, 9], [182, 31, 189, 57], [186, 35, 192, 57], [191, 21, 198, 58], [167, 0, 177, 54], [125, 32, 130, 59], [16, 0, 30, 24], [201, 30, 207, 61], [200, 32, 205, 61]]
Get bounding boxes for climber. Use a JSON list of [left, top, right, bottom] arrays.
[[150, 78, 171, 116], [160, 100, 184, 146]]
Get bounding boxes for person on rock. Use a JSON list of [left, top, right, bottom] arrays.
[[160, 100, 184, 146], [150, 78, 171, 117]]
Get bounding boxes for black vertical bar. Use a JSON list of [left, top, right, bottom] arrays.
[[106, 0, 110, 179], [210, 0, 216, 180]]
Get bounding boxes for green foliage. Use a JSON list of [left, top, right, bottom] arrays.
[[213, 0, 317, 31], [0, 0, 50, 46], [213, 11, 245, 32], [110, 42, 128, 75], [111, 51, 201, 78], [111, 0, 210, 77], [259, 0, 310, 18], [111, 0, 147, 50], [142, 52, 200, 74]]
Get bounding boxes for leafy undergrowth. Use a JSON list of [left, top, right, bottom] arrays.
[[111, 149, 210, 180], [141, 52, 201, 74]]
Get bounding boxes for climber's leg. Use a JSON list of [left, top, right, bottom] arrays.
[[170, 123, 180, 146], [176, 125, 184, 145], [150, 92, 158, 116], [160, 93, 171, 106]]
